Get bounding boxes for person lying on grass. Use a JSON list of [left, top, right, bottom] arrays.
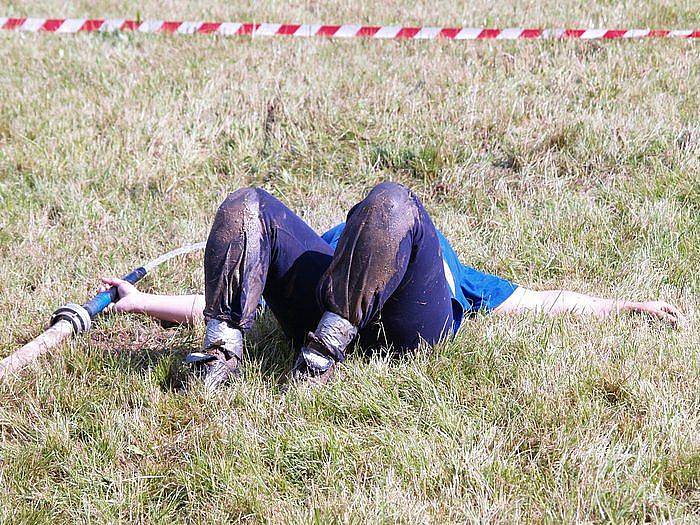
[[101, 182, 685, 389]]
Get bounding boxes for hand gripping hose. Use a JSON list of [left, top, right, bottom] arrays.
[[0, 242, 205, 380]]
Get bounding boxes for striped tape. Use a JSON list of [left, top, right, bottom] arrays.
[[1, 18, 699, 40]]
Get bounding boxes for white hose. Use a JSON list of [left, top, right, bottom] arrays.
[[142, 241, 206, 272], [0, 320, 74, 380]]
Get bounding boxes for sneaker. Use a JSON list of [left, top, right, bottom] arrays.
[[186, 347, 241, 390], [289, 332, 337, 388], [186, 319, 243, 390]]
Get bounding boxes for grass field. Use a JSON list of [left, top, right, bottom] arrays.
[[1, 1, 699, 523]]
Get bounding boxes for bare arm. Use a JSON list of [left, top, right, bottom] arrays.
[[100, 277, 204, 326], [495, 286, 685, 327]]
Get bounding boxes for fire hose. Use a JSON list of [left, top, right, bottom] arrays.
[[0, 242, 206, 380]]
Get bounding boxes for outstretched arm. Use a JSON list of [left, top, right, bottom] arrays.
[[494, 286, 685, 327], [100, 277, 204, 326]]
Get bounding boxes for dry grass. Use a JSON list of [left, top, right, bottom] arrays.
[[0, 1, 699, 523]]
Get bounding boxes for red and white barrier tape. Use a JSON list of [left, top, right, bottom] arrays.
[[1, 18, 699, 40]]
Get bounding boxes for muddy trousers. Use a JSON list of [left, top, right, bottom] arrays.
[[203, 182, 454, 360]]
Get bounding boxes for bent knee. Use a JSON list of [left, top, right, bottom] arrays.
[[211, 187, 264, 237], [219, 186, 281, 216], [221, 186, 264, 208], [363, 181, 417, 216]]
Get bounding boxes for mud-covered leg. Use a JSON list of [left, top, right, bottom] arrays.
[[191, 188, 268, 388], [292, 182, 454, 386], [203, 188, 270, 332], [320, 182, 454, 352]]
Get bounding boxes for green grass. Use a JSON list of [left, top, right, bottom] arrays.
[[0, 1, 699, 522]]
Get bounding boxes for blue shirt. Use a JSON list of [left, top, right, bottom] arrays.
[[321, 224, 517, 331]]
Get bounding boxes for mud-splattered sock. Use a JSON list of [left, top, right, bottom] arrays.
[[202, 319, 243, 360], [309, 311, 357, 362]]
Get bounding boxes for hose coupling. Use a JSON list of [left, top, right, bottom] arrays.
[[50, 303, 92, 334]]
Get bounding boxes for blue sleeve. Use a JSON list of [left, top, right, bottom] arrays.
[[437, 230, 517, 315], [459, 265, 517, 313]]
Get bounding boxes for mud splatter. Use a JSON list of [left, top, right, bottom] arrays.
[[319, 182, 419, 326], [203, 188, 267, 331]]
